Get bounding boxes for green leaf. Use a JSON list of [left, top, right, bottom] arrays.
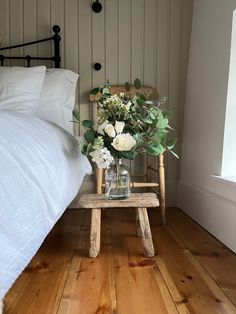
[[102, 87, 110, 94], [149, 112, 156, 120], [145, 100, 154, 105], [134, 78, 142, 89], [170, 150, 179, 159], [157, 117, 169, 129], [162, 110, 173, 120], [166, 137, 177, 150], [146, 144, 165, 156], [82, 120, 93, 128], [81, 145, 87, 154], [150, 135, 161, 145], [72, 110, 80, 122], [143, 118, 153, 124], [90, 87, 100, 95], [84, 130, 95, 144], [136, 97, 146, 106], [125, 82, 131, 91], [121, 151, 137, 160]]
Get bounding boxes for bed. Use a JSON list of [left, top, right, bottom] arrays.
[[0, 25, 92, 307]]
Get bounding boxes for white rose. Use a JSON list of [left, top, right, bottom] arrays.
[[105, 124, 116, 138], [115, 121, 125, 134], [112, 133, 136, 151]]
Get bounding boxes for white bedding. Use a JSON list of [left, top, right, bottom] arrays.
[[0, 110, 92, 299]]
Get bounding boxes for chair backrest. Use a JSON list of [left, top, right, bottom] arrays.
[[90, 85, 159, 102]]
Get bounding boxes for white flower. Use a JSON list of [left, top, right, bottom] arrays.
[[112, 133, 136, 151], [97, 120, 109, 135], [125, 101, 132, 112], [115, 121, 125, 134], [105, 124, 116, 138], [90, 147, 113, 168], [92, 136, 104, 150]]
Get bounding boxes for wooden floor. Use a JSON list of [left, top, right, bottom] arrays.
[[4, 207, 236, 314]]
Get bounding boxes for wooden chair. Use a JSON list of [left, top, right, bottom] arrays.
[[90, 85, 166, 225]]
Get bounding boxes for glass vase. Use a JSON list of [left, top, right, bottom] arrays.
[[105, 159, 130, 200]]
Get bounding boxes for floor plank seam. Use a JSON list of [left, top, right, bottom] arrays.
[[107, 211, 119, 314], [56, 211, 86, 314], [167, 225, 236, 312]]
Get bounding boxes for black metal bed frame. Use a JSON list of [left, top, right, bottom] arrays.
[[0, 25, 61, 68]]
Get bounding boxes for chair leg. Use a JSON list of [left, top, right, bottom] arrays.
[[146, 155, 152, 191], [136, 207, 155, 257], [158, 154, 166, 225], [135, 208, 142, 237], [96, 167, 103, 194], [89, 208, 101, 258]]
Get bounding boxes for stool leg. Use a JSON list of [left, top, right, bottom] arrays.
[[89, 208, 101, 258], [137, 207, 155, 257], [135, 208, 142, 237]]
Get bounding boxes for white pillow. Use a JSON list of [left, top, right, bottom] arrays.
[[0, 66, 46, 113], [37, 68, 79, 134]]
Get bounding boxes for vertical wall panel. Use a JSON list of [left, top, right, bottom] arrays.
[[64, 0, 78, 72], [78, 0, 92, 135], [9, 0, 23, 65], [51, 0, 65, 68], [131, 0, 144, 81], [0, 0, 193, 203], [23, 0, 37, 66], [105, 0, 118, 84], [37, 0, 51, 67], [92, 1, 105, 87], [156, 0, 170, 99], [144, 0, 157, 86], [118, 0, 131, 84], [0, 0, 10, 48], [167, 0, 181, 183]]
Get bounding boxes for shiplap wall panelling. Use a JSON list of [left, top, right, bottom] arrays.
[[64, 0, 78, 72], [78, 0, 92, 136], [37, 0, 51, 68], [130, 0, 144, 175], [0, 0, 9, 47], [144, 0, 157, 86], [105, 0, 118, 84], [179, 0, 193, 148], [167, 0, 182, 186], [23, 0, 37, 67], [118, 0, 131, 84], [51, 0, 65, 68], [92, 0, 105, 88], [156, 0, 170, 182], [10, 0, 23, 66]]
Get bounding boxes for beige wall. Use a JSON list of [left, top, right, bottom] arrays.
[[0, 0, 193, 204], [178, 0, 236, 252]]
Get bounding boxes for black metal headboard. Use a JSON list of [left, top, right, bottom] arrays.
[[0, 25, 61, 68]]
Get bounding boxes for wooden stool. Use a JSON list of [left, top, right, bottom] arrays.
[[78, 193, 158, 258]]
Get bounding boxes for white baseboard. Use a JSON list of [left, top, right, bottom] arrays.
[[177, 181, 236, 253]]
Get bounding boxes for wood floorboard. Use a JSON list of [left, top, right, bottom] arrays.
[[4, 207, 236, 314], [166, 208, 236, 308]]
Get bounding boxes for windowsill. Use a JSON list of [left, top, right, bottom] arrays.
[[211, 175, 236, 185]]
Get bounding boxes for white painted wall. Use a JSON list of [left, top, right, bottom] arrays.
[[0, 0, 193, 203], [178, 0, 236, 252]]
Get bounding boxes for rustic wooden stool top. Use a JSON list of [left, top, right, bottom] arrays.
[[78, 193, 159, 209], [78, 193, 158, 258]]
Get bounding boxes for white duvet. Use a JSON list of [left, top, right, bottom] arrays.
[[0, 110, 92, 299]]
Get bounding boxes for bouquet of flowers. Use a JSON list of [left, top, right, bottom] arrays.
[[73, 80, 178, 169]]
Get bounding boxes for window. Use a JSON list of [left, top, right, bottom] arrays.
[[221, 10, 236, 179]]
